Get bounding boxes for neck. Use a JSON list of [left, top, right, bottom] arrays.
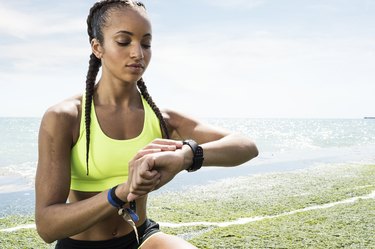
[[94, 78, 141, 108]]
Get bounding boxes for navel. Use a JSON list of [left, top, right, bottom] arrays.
[[112, 228, 118, 237]]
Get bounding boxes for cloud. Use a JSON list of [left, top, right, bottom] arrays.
[[0, 40, 89, 74], [0, 2, 85, 38], [147, 30, 375, 117], [0, 2, 90, 75]]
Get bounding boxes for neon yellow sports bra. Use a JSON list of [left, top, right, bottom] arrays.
[[70, 94, 162, 192]]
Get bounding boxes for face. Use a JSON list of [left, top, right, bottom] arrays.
[[92, 7, 152, 84]]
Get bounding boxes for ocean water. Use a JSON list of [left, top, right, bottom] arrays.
[[0, 117, 375, 215]]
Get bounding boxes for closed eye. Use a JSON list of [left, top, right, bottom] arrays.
[[116, 41, 131, 47]]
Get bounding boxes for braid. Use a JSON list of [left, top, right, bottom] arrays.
[[137, 79, 170, 139], [84, 54, 101, 175], [84, 0, 147, 175]]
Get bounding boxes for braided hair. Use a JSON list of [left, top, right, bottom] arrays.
[[85, 0, 170, 175]]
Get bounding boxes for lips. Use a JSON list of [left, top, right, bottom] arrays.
[[126, 63, 144, 69], [126, 63, 145, 74]]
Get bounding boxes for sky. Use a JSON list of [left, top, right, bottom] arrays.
[[0, 0, 374, 118]]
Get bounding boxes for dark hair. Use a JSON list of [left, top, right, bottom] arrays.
[[85, 0, 169, 175]]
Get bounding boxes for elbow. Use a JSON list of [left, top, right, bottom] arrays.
[[37, 229, 55, 244], [239, 140, 258, 164], [248, 141, 259, 159], [228, 135, 259, 166], [231, 139, 259, 166], [36, 217, 57, 244]]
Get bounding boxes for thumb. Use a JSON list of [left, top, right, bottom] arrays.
[[127, 193, 138, 202], [143, 154, 156, 171]]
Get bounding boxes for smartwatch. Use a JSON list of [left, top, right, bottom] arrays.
[[182, 139, 204, 172]]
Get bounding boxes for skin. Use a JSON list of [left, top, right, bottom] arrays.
[[35, 6, 258, 249]]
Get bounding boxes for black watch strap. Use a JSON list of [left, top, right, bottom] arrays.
[[183, 139, 204, 172]]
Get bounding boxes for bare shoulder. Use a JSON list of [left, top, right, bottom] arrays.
[[161, 108, 229, 143], [162, 108, 199, 130], [40, 94, 83, 141], [49, 93, 81, 112]]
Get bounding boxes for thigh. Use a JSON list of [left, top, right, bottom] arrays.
[[140, 232, 197, 249]]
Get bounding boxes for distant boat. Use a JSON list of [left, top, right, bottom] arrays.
[[364, 117, 375, 119]]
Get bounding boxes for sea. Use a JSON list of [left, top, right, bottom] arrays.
[[0, 117, 375, 217]]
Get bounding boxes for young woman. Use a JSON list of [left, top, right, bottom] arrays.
[[35, 1, 258, 248]]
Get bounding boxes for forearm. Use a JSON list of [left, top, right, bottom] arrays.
[[200, 133, 258, 167], [36, 189, 117, 243]]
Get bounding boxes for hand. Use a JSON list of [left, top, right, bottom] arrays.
[[126, 156, 160, 202], [126, 139, 183, 201], [150, 149, 187, 190]]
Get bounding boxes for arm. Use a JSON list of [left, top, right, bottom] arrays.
[[146, 110, 258, 190], [35, 103, 123, 243], [164, 109, 258, 167]]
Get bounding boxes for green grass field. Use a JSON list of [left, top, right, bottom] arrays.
[[1, 163, 374, 248]]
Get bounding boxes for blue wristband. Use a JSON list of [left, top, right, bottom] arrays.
[[126, 208, 139, 222], [107, 185, 126, 208]]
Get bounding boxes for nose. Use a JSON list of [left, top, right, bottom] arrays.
[[130, 43, 144, 60]]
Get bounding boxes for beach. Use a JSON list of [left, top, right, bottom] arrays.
[[1, 118, 375, 248]]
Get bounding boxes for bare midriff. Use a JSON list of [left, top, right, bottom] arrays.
[[68, 190, 148, 241]]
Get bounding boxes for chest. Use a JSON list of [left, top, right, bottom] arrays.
[[94, 106, 145, 140]]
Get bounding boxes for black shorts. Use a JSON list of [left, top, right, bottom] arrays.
[[55, 219, 160, 249]]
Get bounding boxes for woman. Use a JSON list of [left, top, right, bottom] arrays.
[[35, 1, 258, 248]]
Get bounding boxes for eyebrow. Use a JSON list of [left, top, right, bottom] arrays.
[[115, 30, 152, 38]]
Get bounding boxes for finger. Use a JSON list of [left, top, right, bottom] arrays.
[[160, 145, 178, 151], [127, 193, 138, 202], [140, 169, 160, 180], [142, 144, 178, 152], [133, 148, 161, 160], [128, 176, 161, 201], [133, 175, 159, 188], [150, 139, 183, 148], [129, 182, 157, 197], [140, 155, 156, 171], [132, 168, 159, 187]]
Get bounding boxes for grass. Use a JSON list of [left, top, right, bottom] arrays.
[[187, 198, 375, 248], [0, 224, 52, 249], [1, 163, 374, 248], [148, 163, 375, 222]]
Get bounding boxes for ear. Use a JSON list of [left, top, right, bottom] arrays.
[[91, 38, 103, 59]]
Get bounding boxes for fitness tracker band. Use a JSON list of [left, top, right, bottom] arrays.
[[182, 139, 204, 172]]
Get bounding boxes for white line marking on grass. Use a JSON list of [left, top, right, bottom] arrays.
[[160, 190, 375, 228], [0, 223, 36, 232], [1, 190, 374, 232]]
